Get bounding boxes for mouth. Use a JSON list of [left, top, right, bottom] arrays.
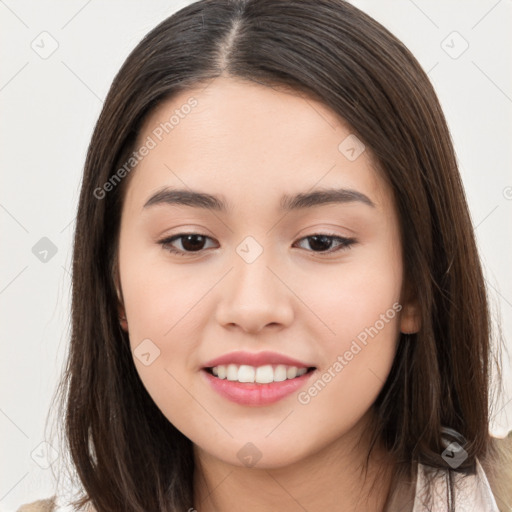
[[201, 354, 317, 406]]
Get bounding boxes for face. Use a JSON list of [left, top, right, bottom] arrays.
[[116, 76, 419, 468]]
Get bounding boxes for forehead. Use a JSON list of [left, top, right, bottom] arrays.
[[126, 76, 392, 212]]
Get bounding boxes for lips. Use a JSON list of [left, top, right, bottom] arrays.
[[202, 350, 315, 369], [201, 350, 317, 406]]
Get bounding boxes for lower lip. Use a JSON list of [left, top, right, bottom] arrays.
[[202, 369, 315, 406]]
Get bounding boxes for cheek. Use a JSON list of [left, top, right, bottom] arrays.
[[121, 261, 206, 434], [118, 238, 208, 404], [120, 239, 209, 344], [296, 249, 402, 345], [293, 246, 402, 408], [295, 285, 401, 443]]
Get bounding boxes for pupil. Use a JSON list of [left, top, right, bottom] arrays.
[[309, 235, 332, 252], [182, 235, 205, 251]]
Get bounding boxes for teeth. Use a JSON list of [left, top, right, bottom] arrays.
[[226, 364, 239, 381], [286, 366, 297, 379], [274, 364, 287, 382], [209, 364, 310, 383], [255, 365, 273, 383], [238, 365, 256, 383], [217, 365, 226, 379]]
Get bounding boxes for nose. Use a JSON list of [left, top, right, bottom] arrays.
[[214, 244, 294, 334]]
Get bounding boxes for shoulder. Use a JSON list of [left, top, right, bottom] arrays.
[[414, 458, 501, 511], [15, 496, 96, 512], [481, 433, 512, 512], [16, 496, 56, 512]]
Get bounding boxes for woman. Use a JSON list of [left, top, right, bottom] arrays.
[[18, 0, 512, 510]]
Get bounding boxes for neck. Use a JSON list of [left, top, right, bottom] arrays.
[[193, 416, 395, 512]]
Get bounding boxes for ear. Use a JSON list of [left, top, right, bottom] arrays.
[[117, 291, 128, 332], [400, 300, 421, 334], [399, 281, 421, 334], [113, 262, 128, 332]]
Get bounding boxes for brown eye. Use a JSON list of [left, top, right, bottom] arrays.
[[159, 233, 217, 256], [294, 234, 356, 254]]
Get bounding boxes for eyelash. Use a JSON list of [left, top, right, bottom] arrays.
[[157, 232, 357, 257]]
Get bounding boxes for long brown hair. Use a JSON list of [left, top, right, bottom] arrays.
[[51, 0, 511, 510]]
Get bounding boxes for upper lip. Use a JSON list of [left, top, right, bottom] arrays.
[[202, 350, 315, 369]]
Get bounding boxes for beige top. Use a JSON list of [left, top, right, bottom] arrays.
[[16, 459, 499, 512], [384, 458, 500, 511]]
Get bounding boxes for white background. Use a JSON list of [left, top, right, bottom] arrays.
[[1, 0, 511, 509]]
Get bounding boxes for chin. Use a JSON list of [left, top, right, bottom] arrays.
[[194, 434, 318, 470]]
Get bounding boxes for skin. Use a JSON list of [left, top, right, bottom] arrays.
[[116, 76, 420, 512]]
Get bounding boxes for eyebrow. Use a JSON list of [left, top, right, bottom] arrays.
[[143, 187, 375, 212]]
